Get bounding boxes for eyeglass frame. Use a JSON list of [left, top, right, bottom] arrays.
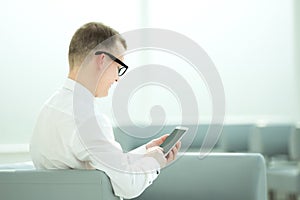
[[95, 51, 128, 76]]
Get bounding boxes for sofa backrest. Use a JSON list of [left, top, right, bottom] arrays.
[[133, 153, 267, 200], [289, 124, 300, 160], [0, 170, 119, 200], [218, 124, 254, 152], [249, 124, 292, 157], [113, 124, 219, 152]]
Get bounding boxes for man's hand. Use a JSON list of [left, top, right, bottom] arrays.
[[145, 146, 167, 168], [165, 141, 181, 164], [146, 134, 169, 149], [146, 134, 182, 166]]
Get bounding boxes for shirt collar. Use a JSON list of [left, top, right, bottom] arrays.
[[63, 78, 95, 99], [63, 78, 76, 92]]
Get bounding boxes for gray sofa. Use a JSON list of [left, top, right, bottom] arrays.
[[267, 125, 300, 200], [248, 123, 292, 159], [0, 123, 270, 200], [218, 124, 254, 152], [0, 169, 119, 200], [0, 153, 267, 200], [133, 153, 267, 200]]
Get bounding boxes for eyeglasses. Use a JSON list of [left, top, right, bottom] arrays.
[[95, 51, 128, 76]]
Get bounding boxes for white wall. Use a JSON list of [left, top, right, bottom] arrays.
[[0, 0, 142, 145], [144, 0, 299, 123], [0, 0, 299, 149], [101, 0, 300, 127]]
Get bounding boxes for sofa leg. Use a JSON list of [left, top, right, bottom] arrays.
[[268, 190, 275, 200]]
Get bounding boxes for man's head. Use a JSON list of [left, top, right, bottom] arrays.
[[68, 22, 127, 97], [68, 22, 127, 69]]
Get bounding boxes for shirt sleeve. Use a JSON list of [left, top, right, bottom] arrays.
[[129, 144, 147, 154], [71, 113, 160, 199]]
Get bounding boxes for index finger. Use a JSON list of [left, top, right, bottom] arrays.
[[153, 134, 170, 146], [160, 134, 169, 142]]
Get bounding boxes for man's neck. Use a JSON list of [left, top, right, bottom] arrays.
[[68, 69, 97, 97]]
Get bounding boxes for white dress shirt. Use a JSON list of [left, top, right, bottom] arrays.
[[30, 78, 160, 199]]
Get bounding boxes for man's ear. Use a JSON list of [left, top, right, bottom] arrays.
[[96, 53, 105, 70]]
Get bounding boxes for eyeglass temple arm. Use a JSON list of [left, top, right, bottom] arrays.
[[95, 51, 128, 68]]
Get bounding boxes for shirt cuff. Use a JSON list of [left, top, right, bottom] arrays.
[[129, 144, 147, 155], [129, 144, 161, 175]]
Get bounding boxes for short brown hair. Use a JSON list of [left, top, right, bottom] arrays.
[[68, 22, 127, 69]]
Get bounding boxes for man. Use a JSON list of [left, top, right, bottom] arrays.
[[30, 22, 181, 199]]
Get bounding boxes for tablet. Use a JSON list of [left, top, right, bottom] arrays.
[[160, 126, 188, 156]]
